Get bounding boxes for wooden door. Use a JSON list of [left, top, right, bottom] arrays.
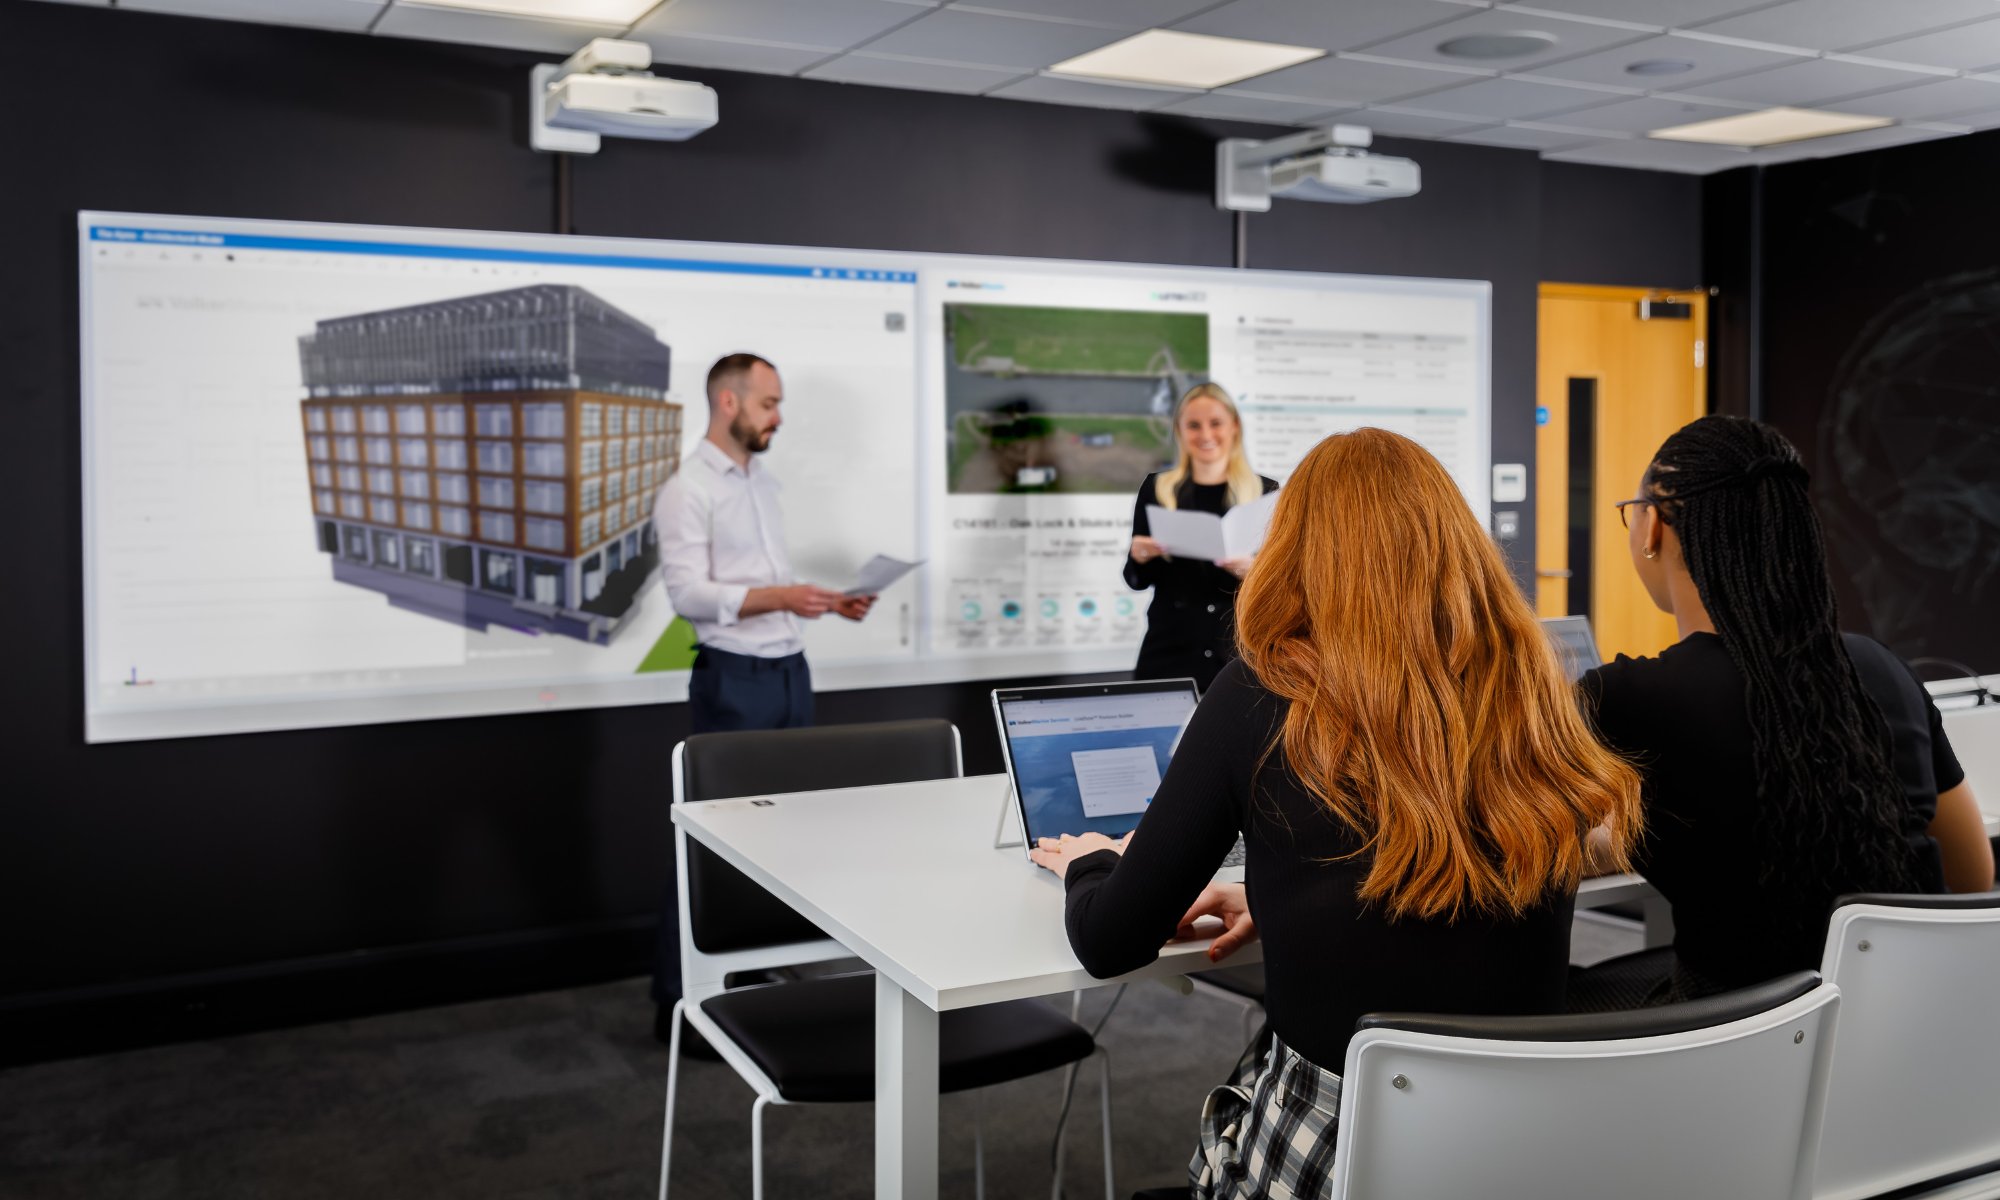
[[1536, 283, 1708, 663]]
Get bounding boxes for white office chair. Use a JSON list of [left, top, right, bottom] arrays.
[[1329, 971, 1841, 1200], [659, 721, 1116, 1200], [1813, 892, 2000, 1200]]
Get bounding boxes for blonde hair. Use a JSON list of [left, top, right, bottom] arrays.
[[1154, 383, 1263, 510], [1236, 429, 1643, 920]]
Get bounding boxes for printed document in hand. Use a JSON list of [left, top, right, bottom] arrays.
[[846, 555, 923, 596], [1144, 490, 1279, 562]]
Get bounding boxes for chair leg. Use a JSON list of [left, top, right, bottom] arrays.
[[659, 999, 685, 1200], [973, 1087, 986, 1200], [751, 1094, 772, 1200], [1096, 1048, 1115, 1200], [1052, 1062, 1076, 1200]]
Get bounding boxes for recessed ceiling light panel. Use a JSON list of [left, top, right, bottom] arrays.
[[1047, 29, 1325, 90], [1625, 59, 1694, 76], [1648, 107, 1894, 147], [1435, 32, 1557, 60], [409, 0, 656, 24]]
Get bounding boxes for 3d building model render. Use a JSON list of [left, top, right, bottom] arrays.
[[299, 285, 682, 645]]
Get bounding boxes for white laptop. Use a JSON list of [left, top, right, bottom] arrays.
[[991, 678, 1246, 883]]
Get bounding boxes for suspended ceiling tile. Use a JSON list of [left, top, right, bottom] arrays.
[[1929, 104, 2000, 128], [1153, 89, 1349, 123], [860, 6, 1129, 71], [1685, 0, 2000, 53], [1542, 136, 1755, 172], [1172, 0, 1475, 55], [1477, 0, 1766, 27], [1850, 18, 2000, 72], [644, 33, 837, 75], [1346, 105, 1492, 138], [1235, 53, 1485, 105], [1353, 7, 1653, 72], [1388, 75, 1620, 121], [988, 74, 1188, 110], [629, 0, 919, 51], [1746, 121, 1963, 162], [1443, 122, 1604, 150], [1525, 33, 1807, 90], [119, 0, 385, 31], [1676, 57, 1941, 106], [1551, 94, 1753, 133], [374, 3, 614, 53], [802, 52, 1028, 93], [972, 0, 1215, 27], [1822, 76, 2000, 120]]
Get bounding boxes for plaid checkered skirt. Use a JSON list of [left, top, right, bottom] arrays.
[[1189, 1032, 1343, 1200]]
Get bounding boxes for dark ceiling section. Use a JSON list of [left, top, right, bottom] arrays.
[[1755, 131, 2000, 672], [0, 0, 1699, 1039]]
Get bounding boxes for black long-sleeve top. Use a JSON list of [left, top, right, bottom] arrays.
[[1061, 658, 1575, 1071], [1125, 473, 1279, 691], [1580, 631, 1961, 988]]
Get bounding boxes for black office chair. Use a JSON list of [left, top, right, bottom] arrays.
[[660, 719, 1116, 1200]]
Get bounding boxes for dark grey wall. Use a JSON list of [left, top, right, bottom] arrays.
[[0, 0, 1700, 1028], [1740, 135, 2000, 672]]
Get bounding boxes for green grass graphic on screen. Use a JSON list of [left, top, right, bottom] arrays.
[[944, 302, 1207, 495], [949, 305, 1207, 377], [636, 617, 699, 673]]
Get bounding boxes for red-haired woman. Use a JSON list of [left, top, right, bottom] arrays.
[[1031, 428, 1643, 1198]]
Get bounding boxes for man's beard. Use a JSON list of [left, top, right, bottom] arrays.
[[731, 414, 773, 453]]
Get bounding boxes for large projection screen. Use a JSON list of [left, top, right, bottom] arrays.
[[80, 212, 1491, 742]]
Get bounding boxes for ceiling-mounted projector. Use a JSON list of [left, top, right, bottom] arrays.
[[1216, 125, 1420, 210], [530, 38, 718, 154]]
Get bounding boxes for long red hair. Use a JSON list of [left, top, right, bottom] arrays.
[[1236, 429, 1641, 920]]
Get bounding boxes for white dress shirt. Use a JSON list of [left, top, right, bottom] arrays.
[[654, 438, 806, 658]]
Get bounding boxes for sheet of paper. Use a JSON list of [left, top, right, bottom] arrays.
[[1070, 745, 1162, 817], [1220, 490, 1280, 559], [1146, 489, 1280, 562], [1145, 505, 1227, 561], [846, 554, 923, 596]]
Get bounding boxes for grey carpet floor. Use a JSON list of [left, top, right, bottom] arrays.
[[0, 916, 1642, 1200]]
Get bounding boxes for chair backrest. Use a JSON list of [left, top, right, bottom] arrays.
[[671, 719, 961, 998], [1331, 972, 1839, 1200], [1813, 891, 2000, 1200]]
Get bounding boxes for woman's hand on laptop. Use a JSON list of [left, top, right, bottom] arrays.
[[1028, 831, 1131, 881], [1178, 882, 1257, 963]]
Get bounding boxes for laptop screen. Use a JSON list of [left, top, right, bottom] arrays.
[[996, 681, 1200, 844], [1542, 616, 1603, 682]]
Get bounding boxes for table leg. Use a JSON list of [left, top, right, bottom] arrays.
[[876, 972, 939, 1200]]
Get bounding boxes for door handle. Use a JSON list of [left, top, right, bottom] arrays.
[[1537, 569, 1573, 578]]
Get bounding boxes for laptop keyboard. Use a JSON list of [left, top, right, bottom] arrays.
[[1221, 835, 1247, 869]]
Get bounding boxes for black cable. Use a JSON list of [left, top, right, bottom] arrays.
[[1048, 983, 1128, 1188]]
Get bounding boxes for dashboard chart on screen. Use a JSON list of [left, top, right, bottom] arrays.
[[80, 212, 1489, 741]]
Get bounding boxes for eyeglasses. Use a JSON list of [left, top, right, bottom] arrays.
[[1613, 498, 1654, 530]]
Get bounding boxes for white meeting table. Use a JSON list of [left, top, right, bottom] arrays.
[[670, 771, 1665, 1200], [670, 772, 1262, 1200]]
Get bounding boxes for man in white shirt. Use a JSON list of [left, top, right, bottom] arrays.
[[649, 352, 875, 1039]]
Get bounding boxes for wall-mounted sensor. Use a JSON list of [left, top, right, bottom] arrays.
[[1493, 463, 1528, 504]]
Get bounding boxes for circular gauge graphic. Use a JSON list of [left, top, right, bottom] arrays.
[[1115, 596, 1135, 616], [1039, 598, 1060, 619], [1001, 600, 1022, 619], [960, 601, 982, 621], [1078, 598, 1097, 616]]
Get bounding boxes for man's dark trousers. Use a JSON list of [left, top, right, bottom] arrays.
[[653, 647, 814, 1008]]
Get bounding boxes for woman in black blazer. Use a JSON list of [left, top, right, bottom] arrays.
[[1126, 383, 1277, 692]]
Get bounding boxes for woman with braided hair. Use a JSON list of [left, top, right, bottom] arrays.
[[1570, 415, 1990, 1011]]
